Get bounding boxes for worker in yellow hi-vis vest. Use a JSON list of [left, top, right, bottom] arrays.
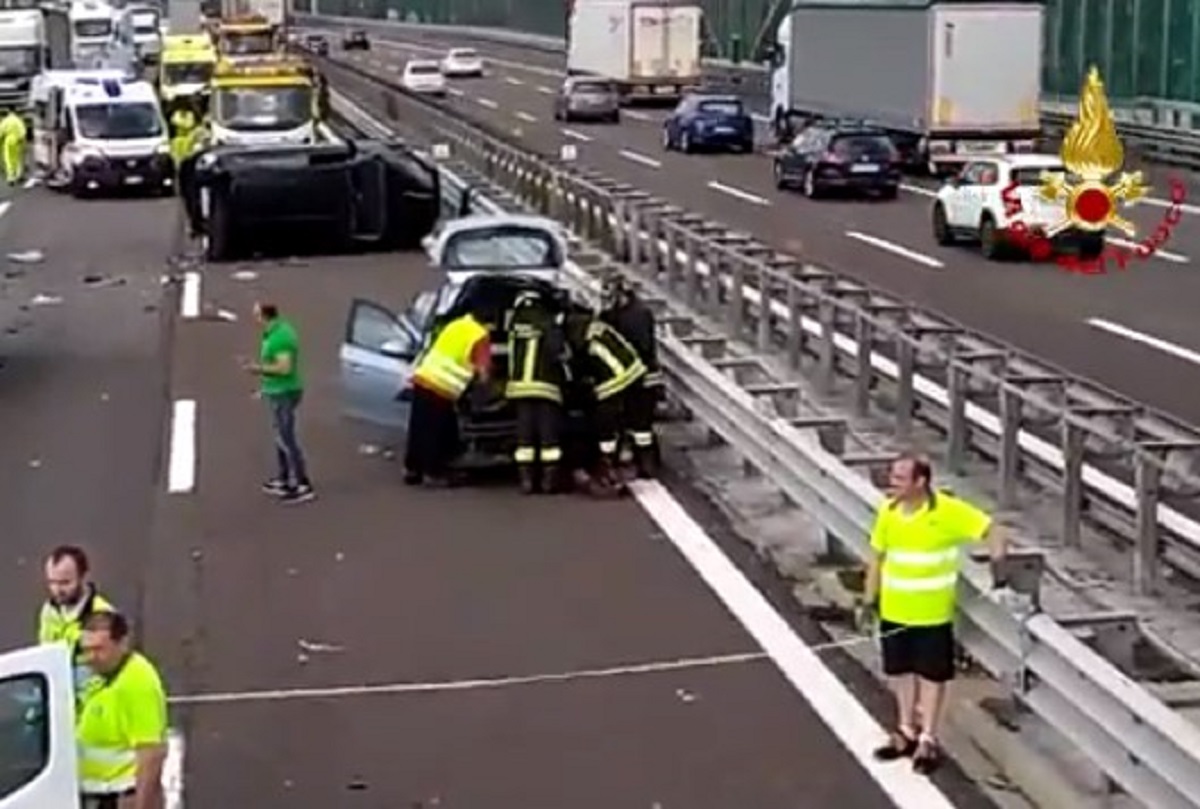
[[77, 611, 168, 809], [863, 453, 1006, 775], [0, 109, 27, 185], [37, 545, 117, 703], [169, 106, 197, 166]]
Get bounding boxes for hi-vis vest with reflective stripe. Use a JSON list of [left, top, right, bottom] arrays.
[[39, 589, 116, 700], [413, 314, 487, 400], [587, 320, 645, 401], [77, 652, 167, 796], [877, 493, 975, 626]]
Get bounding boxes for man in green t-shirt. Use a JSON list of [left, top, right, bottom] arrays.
[[242, 302, 315, 504]]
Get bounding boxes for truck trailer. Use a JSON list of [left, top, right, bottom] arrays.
[[0, 9, 46, 113], [566, 0, 703, 102], [766, 0, 1044, 174]]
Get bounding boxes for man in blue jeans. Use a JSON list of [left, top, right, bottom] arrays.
[[243, 302, 315, 504]]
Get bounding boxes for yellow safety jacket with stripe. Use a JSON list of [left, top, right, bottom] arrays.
[[77, 651, 168, 796], [412, 314, 488, 401], [586, 320, 646, 401], [38, 587, 115, 700], [870, 490, 992, 626]]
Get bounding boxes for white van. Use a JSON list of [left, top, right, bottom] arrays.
[[115, 4, 161, 65], [30, 70, 173, 197]]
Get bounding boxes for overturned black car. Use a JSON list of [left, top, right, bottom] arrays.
[[180, 139, 440, 262]]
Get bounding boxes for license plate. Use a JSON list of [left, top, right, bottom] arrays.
[[124, 175, 143, 185], [715, 126, 735, 134], [655, 86, 675, 95], [956, 141, 1005, 154], [851, 163, 879, 173]]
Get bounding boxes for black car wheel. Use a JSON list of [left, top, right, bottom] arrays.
[[979, 216, 1003, 261], [932, 203, 954, 245]]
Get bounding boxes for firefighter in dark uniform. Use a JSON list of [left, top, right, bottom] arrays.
[[568, 314, 647, 493], [599, 274, 661, 477], [505, 289, 568, 494]]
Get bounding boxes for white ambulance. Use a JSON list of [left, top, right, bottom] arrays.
[[0, 645, 80, 808], [30, 70, 173, 197]]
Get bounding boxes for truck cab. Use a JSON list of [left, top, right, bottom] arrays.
[[158, 34, 217, 116], [30, 70, 173, 197], [0, 10, 45, 117], [67, 0, 116, 66], [207, 55, 316, 147], [214, 17, 276, 59], [0, 645, 81, 809]]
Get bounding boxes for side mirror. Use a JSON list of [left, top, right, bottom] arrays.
[[380, 338, 414, 360]]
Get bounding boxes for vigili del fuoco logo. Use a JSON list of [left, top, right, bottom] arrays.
[[1001, 66, 1186, 274]]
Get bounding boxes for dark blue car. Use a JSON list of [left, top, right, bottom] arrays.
[[662, 94, 754, 154]]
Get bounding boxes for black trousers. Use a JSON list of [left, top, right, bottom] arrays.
[[514, 397, 562, 465], [595, 380, 656, 457], [404, 387, 460, 477]]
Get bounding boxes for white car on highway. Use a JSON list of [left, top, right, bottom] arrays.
[[400, 59, 447, 96], [931, 153, 1104, 262], [440, 47, 484, 78]]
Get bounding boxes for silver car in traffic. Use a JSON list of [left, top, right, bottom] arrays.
[[553, 77, 621, 123]]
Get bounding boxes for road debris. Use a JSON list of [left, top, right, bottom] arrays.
[[83, 274, 127, 288], [297, 639, 344, 654], [7, 250, 44, 264], [28, 294, 62, 307], [674, 687, 697, 703]]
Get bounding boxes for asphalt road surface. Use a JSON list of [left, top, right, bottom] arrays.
[[140, 244, 993, 807], [323, 28, 1200, 427]]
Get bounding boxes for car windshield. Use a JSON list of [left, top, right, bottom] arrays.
[[0, 46, 37, 77], [74, 102, 163, 139], [219, 32, 274, 54], [163, 62, 213, 84], [1010, 166, 1063, 186], [214, 86, 311, 131], [442, 227, 559, 270], [698, 99, 741, 116], [408, 63, 440, 75], [831, 134, 896, 159], [74, 19, 112, 38], [572, 81, 613, 95]]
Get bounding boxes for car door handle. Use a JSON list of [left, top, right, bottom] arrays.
[[346, 363, 368, 374]]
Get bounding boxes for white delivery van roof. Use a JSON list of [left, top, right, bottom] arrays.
[[69, 0, 115, 20], [61, 74, 158, 106]]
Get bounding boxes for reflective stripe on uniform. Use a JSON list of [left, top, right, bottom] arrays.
[[413, 316, 488, 400], [886, 548, 959, 566], [540, 446, 562, 462], [600, 440, 618, 454], [630, 431, 654, 447], [880, 573, 958, 591], [514, 447, 536, 463], [506, 380, 563, 402], [414, 352, 474, 398]]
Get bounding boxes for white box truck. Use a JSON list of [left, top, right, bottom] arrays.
[[566, 0, 703, 102], [0, 10, 46, 113], [765, 0, 1044, 174]]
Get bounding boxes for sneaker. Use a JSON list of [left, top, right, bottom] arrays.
[[261, 478, 289, 496], [279, 484, 315, 504]]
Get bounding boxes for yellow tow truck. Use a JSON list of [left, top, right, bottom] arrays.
[[212, 14, 277, 59], [206, 55, 321, 146], [158, 34, 218, 117]]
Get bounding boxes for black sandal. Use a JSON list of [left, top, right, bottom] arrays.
[[872, 729, 917, 761], [912, 737, 943, 775]]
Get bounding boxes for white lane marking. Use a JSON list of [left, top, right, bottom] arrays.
[[537, 85, 554, 95], [900, 183, 937, 198], [632, 481, 959, 809], [707, 180, 770, 206], [561, 128, 592, 142], [167, 400, 197, 494], [1106, 235, 1189, 263], [515, 111, 537, 123], [619, 149, 661, 169], [22, 177, 37, 189], [163, 728, 185, 809], [845, 231, 944, 269], [1132, 196, 1200, 216], [169, 652, 767, 705], [1087, 318, 1200, 366], [0, 201, 10, 220], [446, 87, 464, 97], [504, 76, 524, 86], [623, 110, 653, 122], [180, 271, 200, 318], [750, 112, 771, 124], [476, 96, 499, 109]]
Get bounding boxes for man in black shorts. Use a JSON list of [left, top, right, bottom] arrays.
[[863, 454, 1006, 773]]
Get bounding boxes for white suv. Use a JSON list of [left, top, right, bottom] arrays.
[[440, 48, 484, 78], [400, 59, 447, 96], [931, 154, 1104, 261]]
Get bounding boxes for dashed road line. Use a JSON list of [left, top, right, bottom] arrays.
[[0, 201, 10, 220], [515, 111, 537, 123], [619, 149, 661, 169], [180, 271, 200, 318], [622, 110, 654, 122], [163, 729, 185, 809], [900, 183, 938, 198], [476, 96, 499, 109], [537, 85, 554, 95], [446, 87, 464, 97], [505, 76, 525, 86], [1087, 318, 1200, 366], [707, 180, 770, 206], [845, 230, 944, 268], [1106, 235, 1189, 263], [167, 399, 197, 494], [561, 128, 592, 142]]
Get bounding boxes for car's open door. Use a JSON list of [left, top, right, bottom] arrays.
[[0, 645, 79, 809], [339, 298, 421, 446]]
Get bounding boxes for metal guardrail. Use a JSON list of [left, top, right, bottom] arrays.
[[302, 13, 1200, 169], [325, 71, 1200, 808]]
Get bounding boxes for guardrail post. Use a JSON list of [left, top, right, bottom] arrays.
[[817, 296, 836, 393], [726, 254, 746, 337], [895, 336, 915, 438], [756, 267, 772, 352], [999, 386, 1021, 508], [1061, 421, 1085, 548], [684, 232, 702, 306], [663, 224, 680, 293], [947, 362, 968, 473], [1133, 446, 1164, 595], [854, 313, 873, 417]]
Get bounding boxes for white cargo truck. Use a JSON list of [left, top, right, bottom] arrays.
[[765, 0, 1044, 174], [566, 0, 702, 102], [0, 10, 45, 113]]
